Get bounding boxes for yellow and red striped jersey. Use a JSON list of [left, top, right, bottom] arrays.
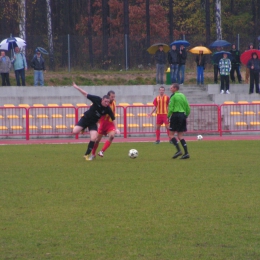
[[100, 100, 116, 123], [153, 95, 169, 115]]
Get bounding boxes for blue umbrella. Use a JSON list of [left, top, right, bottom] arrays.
[[36, 47, 49, 55], [0, 37, 26, 51], [212, 51, 233, 64], [209, 40, 231, 48], [170, 40, 190, 47]]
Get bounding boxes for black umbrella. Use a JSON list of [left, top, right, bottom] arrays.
[[212, 51, 233, 64], [36, 47, 49, 55]]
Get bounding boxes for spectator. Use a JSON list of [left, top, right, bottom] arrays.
[[245, 43, 254, 83], [154, 45, 166, 84], [168, 44, 179, 83], [0, 51, 11, 86], [229, 44, 242, 83], [177, 44, 187, 85], [212, 46, 222, 83], [31, 48, 46, 86], [12, 46, 27, 86], [219, 53, 232, 94], [195, 50, 206, 86], [247, 52, 260, 94]]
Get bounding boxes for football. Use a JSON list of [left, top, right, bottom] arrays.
[[197, 135, 203, 140], [128, 149, 138, 159]]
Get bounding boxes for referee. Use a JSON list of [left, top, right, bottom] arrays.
[[168, 83, 190, 159]]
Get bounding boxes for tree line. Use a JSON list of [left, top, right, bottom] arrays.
[[0, 0, 259, 70]]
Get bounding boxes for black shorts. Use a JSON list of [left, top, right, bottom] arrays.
[[76, 116, 98, 131], [169, 112, 187, 132]]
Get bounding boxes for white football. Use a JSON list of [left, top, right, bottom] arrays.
[[197, 135, 203, 140], [128, 149, 138, 159]]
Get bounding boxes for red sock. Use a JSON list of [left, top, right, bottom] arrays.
[[102, 140, 111, 152], [92, 142, 99, 155], [156, 130, 160, 141]]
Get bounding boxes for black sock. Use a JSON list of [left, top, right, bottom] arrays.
[[171, 137, 180, 152], [85, 140, 95, 155], [180, 139, 188, 154]]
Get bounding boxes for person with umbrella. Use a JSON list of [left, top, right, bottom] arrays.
[[168, 44, 179, 83], [229, 44, 242, 83], [212, 46, 222, 84], [245, 43, 254, 83], [177, 44, 187, 85], [219, 53, 232, 94], [154, 45, 167, 84], [195, 50, 206, 86], [0, 51, 11, 86], [31, 48, 46, 86], [247, 52, 260, 94], [12, 46, 27, 86]]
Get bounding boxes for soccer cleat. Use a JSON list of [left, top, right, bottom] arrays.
[[180, 154, 190, 159], [91, 154, 96, 159], [226, 90, 230, 94], [98, 151, 104, 157], [220, 90, 224, 94], [84, 154, 93, 161], [172, 151, 182, 159], [154, 140, 160, 144]]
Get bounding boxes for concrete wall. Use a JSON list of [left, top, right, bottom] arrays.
[[0, 85, 156, 106], [1, 84, 258, 106], [207, 84, 260, 104]]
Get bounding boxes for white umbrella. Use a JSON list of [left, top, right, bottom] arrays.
[[0, 37, 26, 51]]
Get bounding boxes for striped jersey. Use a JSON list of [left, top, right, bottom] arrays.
[[153, 95, 170, 115], [99, 100, 116, 123]]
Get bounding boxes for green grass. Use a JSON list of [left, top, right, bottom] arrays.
[[1, 140, 260, 259]]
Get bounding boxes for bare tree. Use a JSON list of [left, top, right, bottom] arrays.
[[19, 0, 26, 42], [102, 0, 109, 69], [124, 0, 130, 69], [46, 0, 54, 70], [169, 0, 173, 43], [215, 0, 222, 40], [146, 0, 150, 65], [205, 0, 210, 45], [87, 0, 94, 68]]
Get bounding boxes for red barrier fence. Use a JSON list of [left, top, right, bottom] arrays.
[[0, 104, 260, 140], [220, 103, 260, 135]]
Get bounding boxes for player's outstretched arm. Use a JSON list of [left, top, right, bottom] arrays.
[[72, 82, 88, 97]]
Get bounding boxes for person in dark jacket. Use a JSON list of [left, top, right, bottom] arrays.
[[168, 44, 179, 83], [247, 52, 260, 94], [31, 48, 46, 86], [229, 44, 242, 83], [211, 46, 222, 84], [154, 45, 166, 84], [177, 44, 187, 85], [195, 51, 206, 86], [245, 43, 254, 83]]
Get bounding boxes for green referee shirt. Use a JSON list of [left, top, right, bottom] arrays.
[[167, 91, 190, 118]]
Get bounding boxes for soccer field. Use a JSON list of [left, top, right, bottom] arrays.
[[1, 141, 260, 260]]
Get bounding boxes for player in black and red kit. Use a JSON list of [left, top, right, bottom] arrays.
[[72, 82, 118, 161]]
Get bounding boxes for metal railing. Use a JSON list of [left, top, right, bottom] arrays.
[[1, 103, 260, 140]]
